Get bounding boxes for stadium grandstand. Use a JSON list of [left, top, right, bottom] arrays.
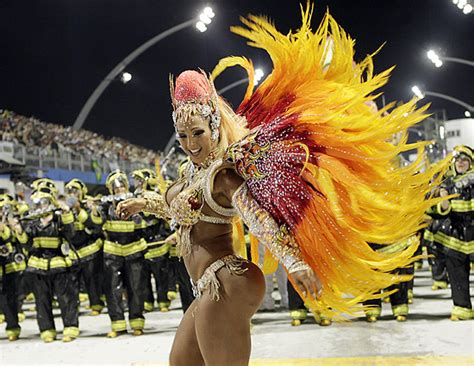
[[0, 109, 183, 195]]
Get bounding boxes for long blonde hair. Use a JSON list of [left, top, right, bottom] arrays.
[[216, 96, 249, 150]]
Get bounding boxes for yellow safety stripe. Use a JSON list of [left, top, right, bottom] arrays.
[[40, 329, 57, 340], [290, 310, 308, 320], [365, 306, 382, 317], [77, 209, 88, 224], [90, 213, 103, 225], [423, 230, 434, 242], [451, 305, 473, 319], [91, 304, 104, 311], [1, 226, 11, 240], [2, 242, 13, 253], [69, 239, 103, 260], [17, 203, 29, 216], [61, 211, 74, 224], [6, 328, 21, 337], [451, 199, 473, 213], [74, 222, 85, 231], [144, 302, 154, 312], [436, 202, 451, 216], [5, 261, 26, 274], [436, 232, 474, 255], [453, 170, 473, 182], [145, 242, 170, 259], [425, 206, 436, 215], [63, 326, 80, 338], [103, 239, 147, 257], [169, 244, 178, 257], [103, 220, 136, 233], [15, 231, 28, 244], [28, 255, 72, 271], [111, 320, 127, 332], [392, 304, 409, 316], [33, 237, 61, 249], [135, 221, 148, 230], [129, 318, 145, 330]]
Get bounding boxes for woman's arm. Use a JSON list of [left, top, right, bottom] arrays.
[[116, 192, 167, 220], [216, 168, 321, 298]]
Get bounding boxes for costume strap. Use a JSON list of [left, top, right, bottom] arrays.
[[203, 159, 238, 217]]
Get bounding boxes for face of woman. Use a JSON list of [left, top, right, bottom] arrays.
[[455, 156, 470, 174], [176, 114, 215, 165]]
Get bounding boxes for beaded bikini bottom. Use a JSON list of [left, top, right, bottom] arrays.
[[190, 254, 248, 301]]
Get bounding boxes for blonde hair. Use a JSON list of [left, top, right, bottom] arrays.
[[216, 96, 249, 150]]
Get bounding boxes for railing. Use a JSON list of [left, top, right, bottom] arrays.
[[7, 142, 152, 174]]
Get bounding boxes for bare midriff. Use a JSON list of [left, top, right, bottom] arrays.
[[166, 180, 236, 281], [183, 221, 234, 281]]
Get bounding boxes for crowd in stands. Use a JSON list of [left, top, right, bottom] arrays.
[[0, 110, 160, 164]]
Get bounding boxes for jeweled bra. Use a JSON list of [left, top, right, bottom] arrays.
[[143, 158, 236, 257]]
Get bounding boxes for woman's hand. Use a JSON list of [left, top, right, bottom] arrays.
[[116, 198, 146, 220], [291, 268, 322, 299], [164, 233, 177, 245]]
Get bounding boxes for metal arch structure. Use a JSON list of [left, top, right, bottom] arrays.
[[440, 57, 474, 68], [424, 91, 473, 112], [72, 19, 197, 131]]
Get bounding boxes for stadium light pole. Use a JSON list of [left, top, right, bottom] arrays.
[[164, 68, 265, 153], [426, 50, 474, 68], [72, 7, 216, 130], [411, 86, 474, 112]]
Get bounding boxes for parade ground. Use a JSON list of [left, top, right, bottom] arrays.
[[1, 267, 472, 366]]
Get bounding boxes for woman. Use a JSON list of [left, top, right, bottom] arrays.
[[118, 70, 319, 365], [117, 4, 448, 365]]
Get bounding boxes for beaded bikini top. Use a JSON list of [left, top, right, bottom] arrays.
[[143, 158, 236, 256], [167, 159, 236, 227]]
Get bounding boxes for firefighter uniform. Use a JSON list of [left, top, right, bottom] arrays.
[[436, 146, 473, 320], [0, 194, 28, 341], [20, 185, 79, 342], [166, 236, 194, 313], [65, 179, 105, 316], [424, 196, 449, 290], [101, 170, 147, 337], [287, 279, 331, 326], [364, 238, 417, 322], [132, 168, 177, 312]]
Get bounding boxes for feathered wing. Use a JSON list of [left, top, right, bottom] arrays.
[[215, 3, 450, 317]]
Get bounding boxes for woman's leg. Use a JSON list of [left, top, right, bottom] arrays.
[[169, 300, 205, 366], [194, 262, 265, 366]]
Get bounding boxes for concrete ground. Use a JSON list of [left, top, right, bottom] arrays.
[[1, 267, 473, 366]]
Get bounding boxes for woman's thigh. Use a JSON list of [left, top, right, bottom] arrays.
[[194, 262, 265, 366], [169, 301, 205, 366]]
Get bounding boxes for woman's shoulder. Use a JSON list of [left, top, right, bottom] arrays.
[[209, 162, 244, 207]]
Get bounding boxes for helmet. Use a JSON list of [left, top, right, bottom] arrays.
[[131, 168, 157, 192], [65, 178, 88, 201], [451, 145, 473, 175], [105, 170, 129, 194], [31, 186, 58, 209], [0, 194, 16, 208], [31, 178, 58, 195]]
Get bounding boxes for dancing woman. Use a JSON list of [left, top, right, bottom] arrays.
[[117, 3, 449, 365]]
